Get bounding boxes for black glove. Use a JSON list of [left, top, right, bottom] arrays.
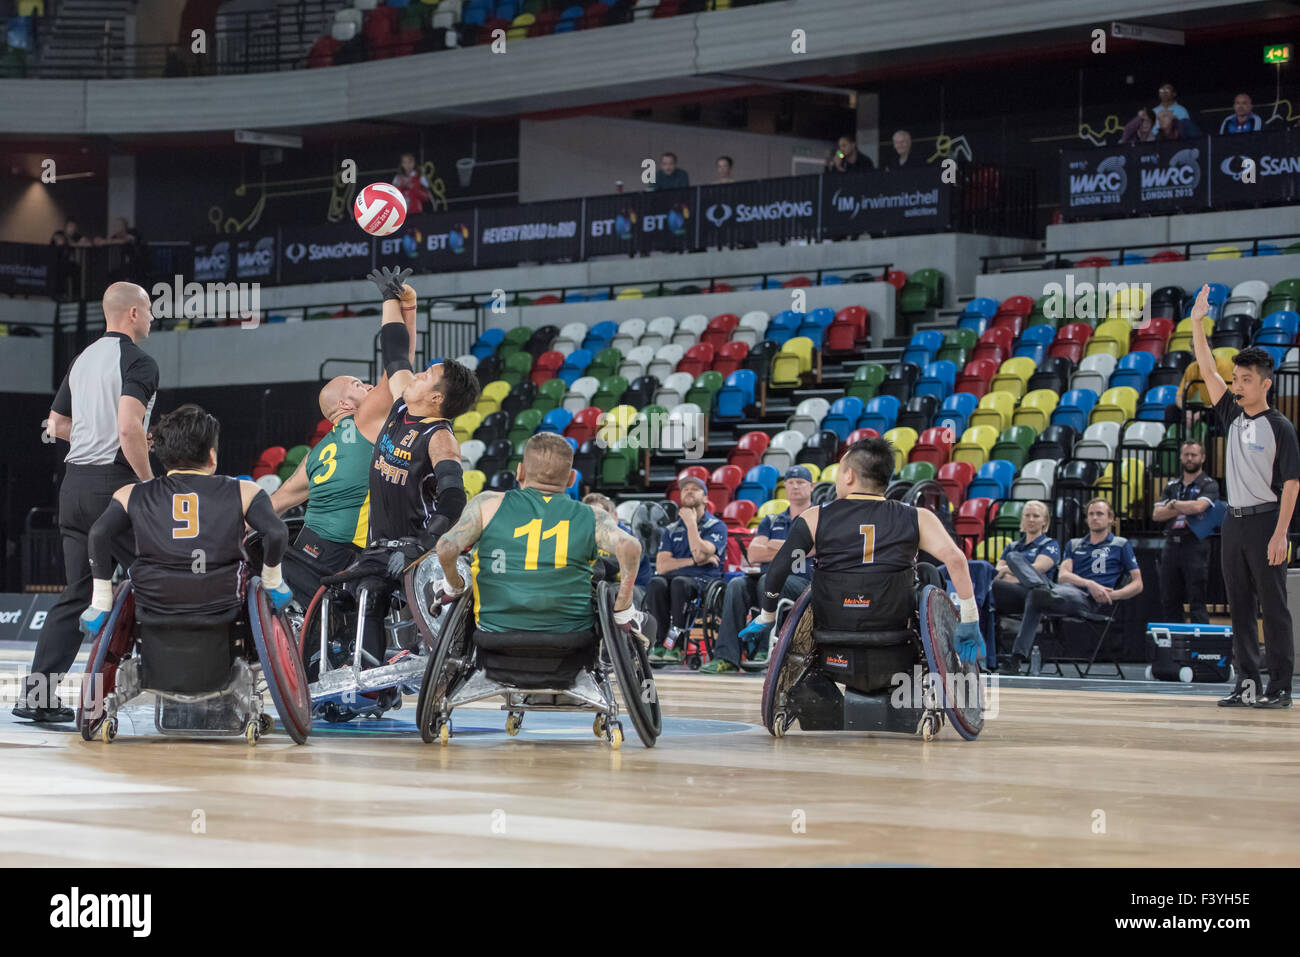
[[366, 265, 413, 302], [418, 515, 452, 552]]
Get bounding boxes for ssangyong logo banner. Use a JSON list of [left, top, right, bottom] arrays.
[[279, 222, 374, 284], [1211, 129, 1298, 207], [699, 175, 819, 246]]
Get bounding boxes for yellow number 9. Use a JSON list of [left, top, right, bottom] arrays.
[[173, 493, 199, 539]]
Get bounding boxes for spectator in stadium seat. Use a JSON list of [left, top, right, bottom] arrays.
[[826, 134, 873, 174], [883, 130, 924, 170], [1219, 93, 1262, 134], [392, 152, 435, 214], [646, 474, 726, 665], [1121, 108, 1156, 145], [649, 152, 689, 191], [991, 499, 1059, 631], [713, 155, 735, 184], [1155, 110, 1183, 141], [1153, 82, 1190, 123], [701, 466, 814, 674], [999, 498, 1142, 676]]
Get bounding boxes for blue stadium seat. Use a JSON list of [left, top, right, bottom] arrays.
[[1138, 385, 1179, 420], [902, 330, 944, 369], [471, 328, 506, 360], [965, 459, 1017, 501], [539, 408, 574, 433], [1110, 350, 1157, 393], [558, 348, 593, 385], [736, 464, 780, 506], [821, 396, 865, 440], [934, 392, 978, 434], [859, 395, 901, 435], [1052, 389, 1098, 433], [915, 359, 957, 400], [582, 321, 618, 352], [714, 370, 757, 421]]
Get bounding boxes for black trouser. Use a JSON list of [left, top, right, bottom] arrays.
[[1221, 511, 1293, 696], [283, 527, 361, 608], [1011, 584, 1100, 659], [646, 572, 716, 642], [26, 463, 138, 708], [1159, 534, 1211, 624], [713, 572, 810, 666]]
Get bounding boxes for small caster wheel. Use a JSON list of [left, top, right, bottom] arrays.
[[609, 723, 624, 750], [506, 713, 522, 736], [920, 712, 938, 741], [593, 715, 606, 739], [1178, 666, 1193, 683], [99, 718, 117, 744], [772, 710, 788, 738], [258, 714, 273, 736], [246, 722, 260, 746], [687, 655, 702, 671], [438, 721, 451, 746]]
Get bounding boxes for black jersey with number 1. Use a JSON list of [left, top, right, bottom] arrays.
[[128, 472, 246, 620], [368, 399, 455, 543], [811, 493, 919, 631]]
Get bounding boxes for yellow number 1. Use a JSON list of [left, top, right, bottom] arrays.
[[514, 519, 570, 569]]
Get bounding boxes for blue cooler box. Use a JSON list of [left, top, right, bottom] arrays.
[[1145, 622, 1234, 683]]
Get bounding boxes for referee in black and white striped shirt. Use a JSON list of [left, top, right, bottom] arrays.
[[14, 282, 159, 722]]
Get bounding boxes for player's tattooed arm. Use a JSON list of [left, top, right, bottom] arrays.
[[592, 507, 642, 610], [436, 491, 497, 590]]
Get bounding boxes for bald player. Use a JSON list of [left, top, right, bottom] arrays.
[[270, 285, 419, 603]]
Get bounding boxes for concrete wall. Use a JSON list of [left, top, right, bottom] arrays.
[[1047, 206, 1300, 253], [519, 117, 828, 202]]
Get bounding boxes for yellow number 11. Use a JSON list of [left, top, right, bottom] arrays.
[[513, 519, 570, 569]]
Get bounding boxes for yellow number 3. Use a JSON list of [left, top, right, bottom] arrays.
[[173, 493, 200, 539], [313, 443, 338, 485]]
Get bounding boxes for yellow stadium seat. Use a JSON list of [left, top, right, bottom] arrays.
[[474, 379, 511, 416], [1091, 386, 1140, 425], [1086, 319, 1132, 359], [988, 356, 1036, 398], [756, 498, 790, 524], [454, 411, 482, 443], [1013, 389, 1059, 433], [968, 392, 1015, 433], [771, 336, 815, 387], [507, 12, 534, 38], [1180, 354, 1237, 405], [1094, 458, 1146, 517], [596, 404, 638, 444], [616, 287, 644, 300], [952, 425, 999, 467], [975, 535, 1015, 562], [820, 463, 838, 484], [1206, 245, 1242, 260], [883, 427, 918, 473], [1105, 285, 1147, 319], [463, 469, 486, 499]]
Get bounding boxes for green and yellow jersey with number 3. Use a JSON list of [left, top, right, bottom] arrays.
[[302, 415, 373, 548], [473, 486, 597, 633]]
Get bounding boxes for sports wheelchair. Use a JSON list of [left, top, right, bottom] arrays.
[[297, 541, 473, 723], [761, 569, 985, 742], [415, 576, 662, 750], [661, 577, 727, 670], [77, 575, 311, 745]]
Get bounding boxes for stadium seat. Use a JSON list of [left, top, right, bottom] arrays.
[[910, 426, 954, 468], [674, 314, 709, 346], [787, 397, 831, 438], [677, 343, 716, 379], [1110, 351, 1157, 393], [915, 360, 957, 400], [1071, 354, 1117, 396], [646, 343, 685, 382], [954, 497, 995, 544], [952, 425, 998, 468], [762, 430, 806, 472], [1028, 423, 1078, 461], [989, 425, 1036, 470], [1012, 389, 1058, 433], [729, 430, 770, 472], [859, 395, 902, 435], [654, 371, 694, 408], [1091, 386, 1140, 425], [685, 370, 724, 411], [822, 396, 866, 440], [736, 465, 780, 507], [847, 362, 888, 402], [897, 394, 941, 434], [1076, 421, 1120, 460], [877, 362, 921, 403], [715, 370, 758, 421], [713, 341, 750, 377], [934, 392, 979, 435], [734, 311, 770, 347], [937, 461, 975, 506], [989, 356, 1037, 399], [771, 337, 815, 387], [883, 427, 919, 473], [954, 359, 999, 399], [1010, 458, 1056, 502], [564, 407, 604, 445], [968, 391, 1015, 433]]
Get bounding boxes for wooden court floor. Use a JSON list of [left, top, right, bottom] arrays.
[[1, 653, 1297, 867]]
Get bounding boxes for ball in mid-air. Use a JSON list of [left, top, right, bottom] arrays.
[[354, 183, 408, 236]]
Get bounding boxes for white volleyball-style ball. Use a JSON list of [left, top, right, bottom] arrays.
[[353, 182, 408, 236]]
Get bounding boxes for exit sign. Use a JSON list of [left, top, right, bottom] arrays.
[[1265, 43, 1291, 64]]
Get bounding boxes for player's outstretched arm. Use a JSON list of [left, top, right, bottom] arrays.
[[270, 459, 309, 515], [367, 265, 416, 400], [1187, 284, 1227, 407]]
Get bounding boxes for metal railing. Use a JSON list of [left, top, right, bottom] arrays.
[[981, 233, 1300, 274]]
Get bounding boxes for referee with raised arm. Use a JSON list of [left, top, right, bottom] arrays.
[[1188, 284, 1299, 709], [13, 282, 158, 723]]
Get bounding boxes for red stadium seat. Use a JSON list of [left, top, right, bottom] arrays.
[[954, 359, 999, 398], [937, 461, 975, 507], [954, 497, 996, 550], [1073, 255, 1111, 268], [845, 427, 880, 446], [782, 276, 813, 288], [713, 341, 749, 377], [1131, 317, 1174, 358], [971, 326, 1013, 365], [307, 35, 341, 68], [991, 313, 1026, 338], [995, 295, 1034, 318], [564, 406, 603, 444], [308, 418, 332, 446], [677, 343, 715, 378], [910, 427, 953, 468], [722, 499, 757, 530], [533, 350, 565, 385], [729, 430, 770, 472], [834, 305, 869, 341], [707, 282, 734, 293], [702, 313, 740, 349], [708, 464, 744, 508], [533, 294, 562, 305], [885, 270, 908, 290], [1149, 249, 1187, 263], [529, 8, 560, 35]]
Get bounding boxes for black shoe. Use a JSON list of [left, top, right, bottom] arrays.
[[1217, 690, 1252, 708], [1256, 690, 1292, 710], [12, 704, 75, 723], [997, 656, 1024, 677]]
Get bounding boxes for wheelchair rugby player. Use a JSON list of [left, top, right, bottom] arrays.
[[742, 437, 988, 741], [421, 432, 661, 749], [77, 405, 310, 744]]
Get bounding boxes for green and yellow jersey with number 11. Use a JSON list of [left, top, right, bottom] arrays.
[[302, 415, 373, 548], [473, 486, 597, 633]]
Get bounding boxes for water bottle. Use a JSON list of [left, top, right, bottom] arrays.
[[1030, 645, 1042, 676]]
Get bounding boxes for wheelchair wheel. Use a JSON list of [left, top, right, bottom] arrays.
[[78, 583, 136, 741], [597, 582, 661, 747], [249, 581, 312, 745], [417, 591, 473, 744], [917, 585, 984, 741], [761, 586, 815, 737]]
